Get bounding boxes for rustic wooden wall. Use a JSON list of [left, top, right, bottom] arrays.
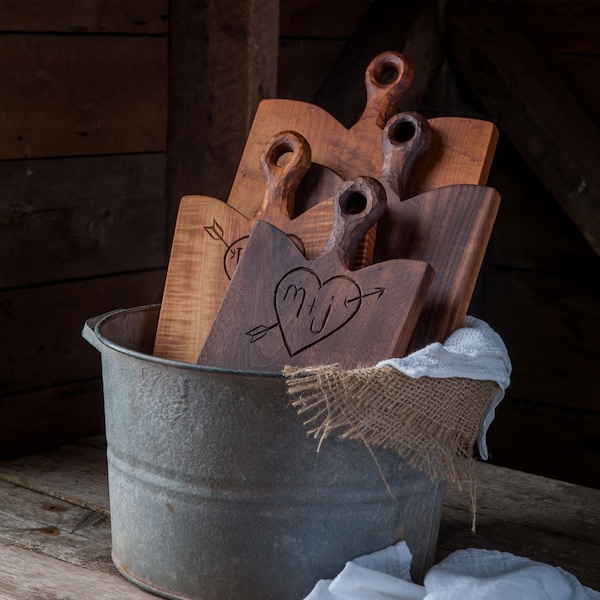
[[1, 0, 598, 490], [0, 2, 169, 455]]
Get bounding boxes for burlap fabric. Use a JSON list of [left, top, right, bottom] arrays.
[[284, 364, 499, 485]]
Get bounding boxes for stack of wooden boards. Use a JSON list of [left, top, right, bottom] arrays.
[[153, 51, 500, 372]]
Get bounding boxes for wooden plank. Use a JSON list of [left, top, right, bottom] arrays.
[[0, 270, 165, 395], [311, 0, 438, 128], [437, 508, 600, 589], [0, 543, 157, 599], [0, 380, 105, 460], [447, 2, 600, 257], [280, 0, 370, 38], [0, 441, 109, 513], [0, 440, 109, 513], [0, 481, 113, 573], [0, 154, 167, 288], [438, 462, 600, 589], [0, 0, 168, 34], [485, 398, 600, 490], [477, 268, 600, 412], [0, 35, 167, 159], [167, 0, 279, 239]]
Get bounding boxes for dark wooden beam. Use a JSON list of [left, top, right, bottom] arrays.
[[167, 0, 279, 242], [447, 2, 600, 257]]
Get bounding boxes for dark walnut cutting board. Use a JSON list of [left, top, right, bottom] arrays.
[[197, 177, 434, 372], [376, 114, 501, 352]]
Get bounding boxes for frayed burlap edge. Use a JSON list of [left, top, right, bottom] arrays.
[[284, 364, 499, 530]]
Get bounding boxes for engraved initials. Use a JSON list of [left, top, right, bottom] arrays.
[[274, 268, 362, 356]]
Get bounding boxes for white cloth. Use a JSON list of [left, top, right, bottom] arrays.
[[304, 542, 600, 600], [376, 316, 512, 459]]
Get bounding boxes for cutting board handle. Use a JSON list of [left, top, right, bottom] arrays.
[[259, 130, 312, 221], [320, 177, 386, 269], [381, 111, 432, 201], [359, 51, 414, 130]]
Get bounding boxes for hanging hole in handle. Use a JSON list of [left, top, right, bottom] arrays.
[[375, 64, 400, 86], [341, 191, 368, 215], [269, 141, 295, 167], [391, 119, 416, 143]]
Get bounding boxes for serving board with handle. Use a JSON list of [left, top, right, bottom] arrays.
[[227, 51, 498, 220], [197, 177, 434, 372], [153, 131, 345, 364], [227, 50, 414, 219], [375, 114, 501, 353]]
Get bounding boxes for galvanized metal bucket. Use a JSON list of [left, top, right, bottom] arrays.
[[83, 304, 445, 600]]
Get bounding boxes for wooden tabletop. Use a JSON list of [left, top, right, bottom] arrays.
[[0, 437, 598, 598]]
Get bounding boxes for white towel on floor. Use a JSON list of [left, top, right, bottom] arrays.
[[304, 542, 600, 600], [376, 316, 512, 459]]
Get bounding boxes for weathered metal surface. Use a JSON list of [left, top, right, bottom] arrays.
[[83, 305, 445, 600]]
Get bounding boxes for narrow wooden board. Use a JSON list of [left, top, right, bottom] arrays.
[[1, 269, 165, 395], [0, 0, 169, 33], [0, 441, 109, 514], [0, 543, 157, 599], [0, 153, 167, 288], [0, 481, 113, 573], [437, 462, 600, 589], [0, 35, 167, 159], [198, 177, 434, 371], [227, 51, 414, 219]]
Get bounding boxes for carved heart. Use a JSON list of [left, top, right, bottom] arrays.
[[274, 267, 362, 357]]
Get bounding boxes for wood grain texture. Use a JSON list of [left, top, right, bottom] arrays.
[[199, 178, 434, 371], [406, 117, 498, 197], [0, 35, 167, 160], [0, 441, 109, 513], [448, 2, 600, 257], [438, 462, 600, 588], [0, 154, 167, 288], [168, 0, 279, 239], [1, 270, 165, 395], [0, 544, 156, 599], [154, 132, 346, 363], [227, 51, 414, 219], [0, 0, 168, 33], [376, 114, 501, 351], [1, 438, 599, 594]]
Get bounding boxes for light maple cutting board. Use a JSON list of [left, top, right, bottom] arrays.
[[197, 177, 434, 372]]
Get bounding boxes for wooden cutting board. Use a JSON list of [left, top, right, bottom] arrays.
[[375, 113, 501, 352], [228, 50, 414, 219], [153, 131, 345, 364], [227, 51, 498, 219], [197, 177, 434, 372]]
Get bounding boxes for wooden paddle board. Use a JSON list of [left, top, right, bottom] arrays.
[[153, 131, 345, 364], [198, 177, 434, 371], [228, 51, 414, 219], [376, 113, 501, 352]]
